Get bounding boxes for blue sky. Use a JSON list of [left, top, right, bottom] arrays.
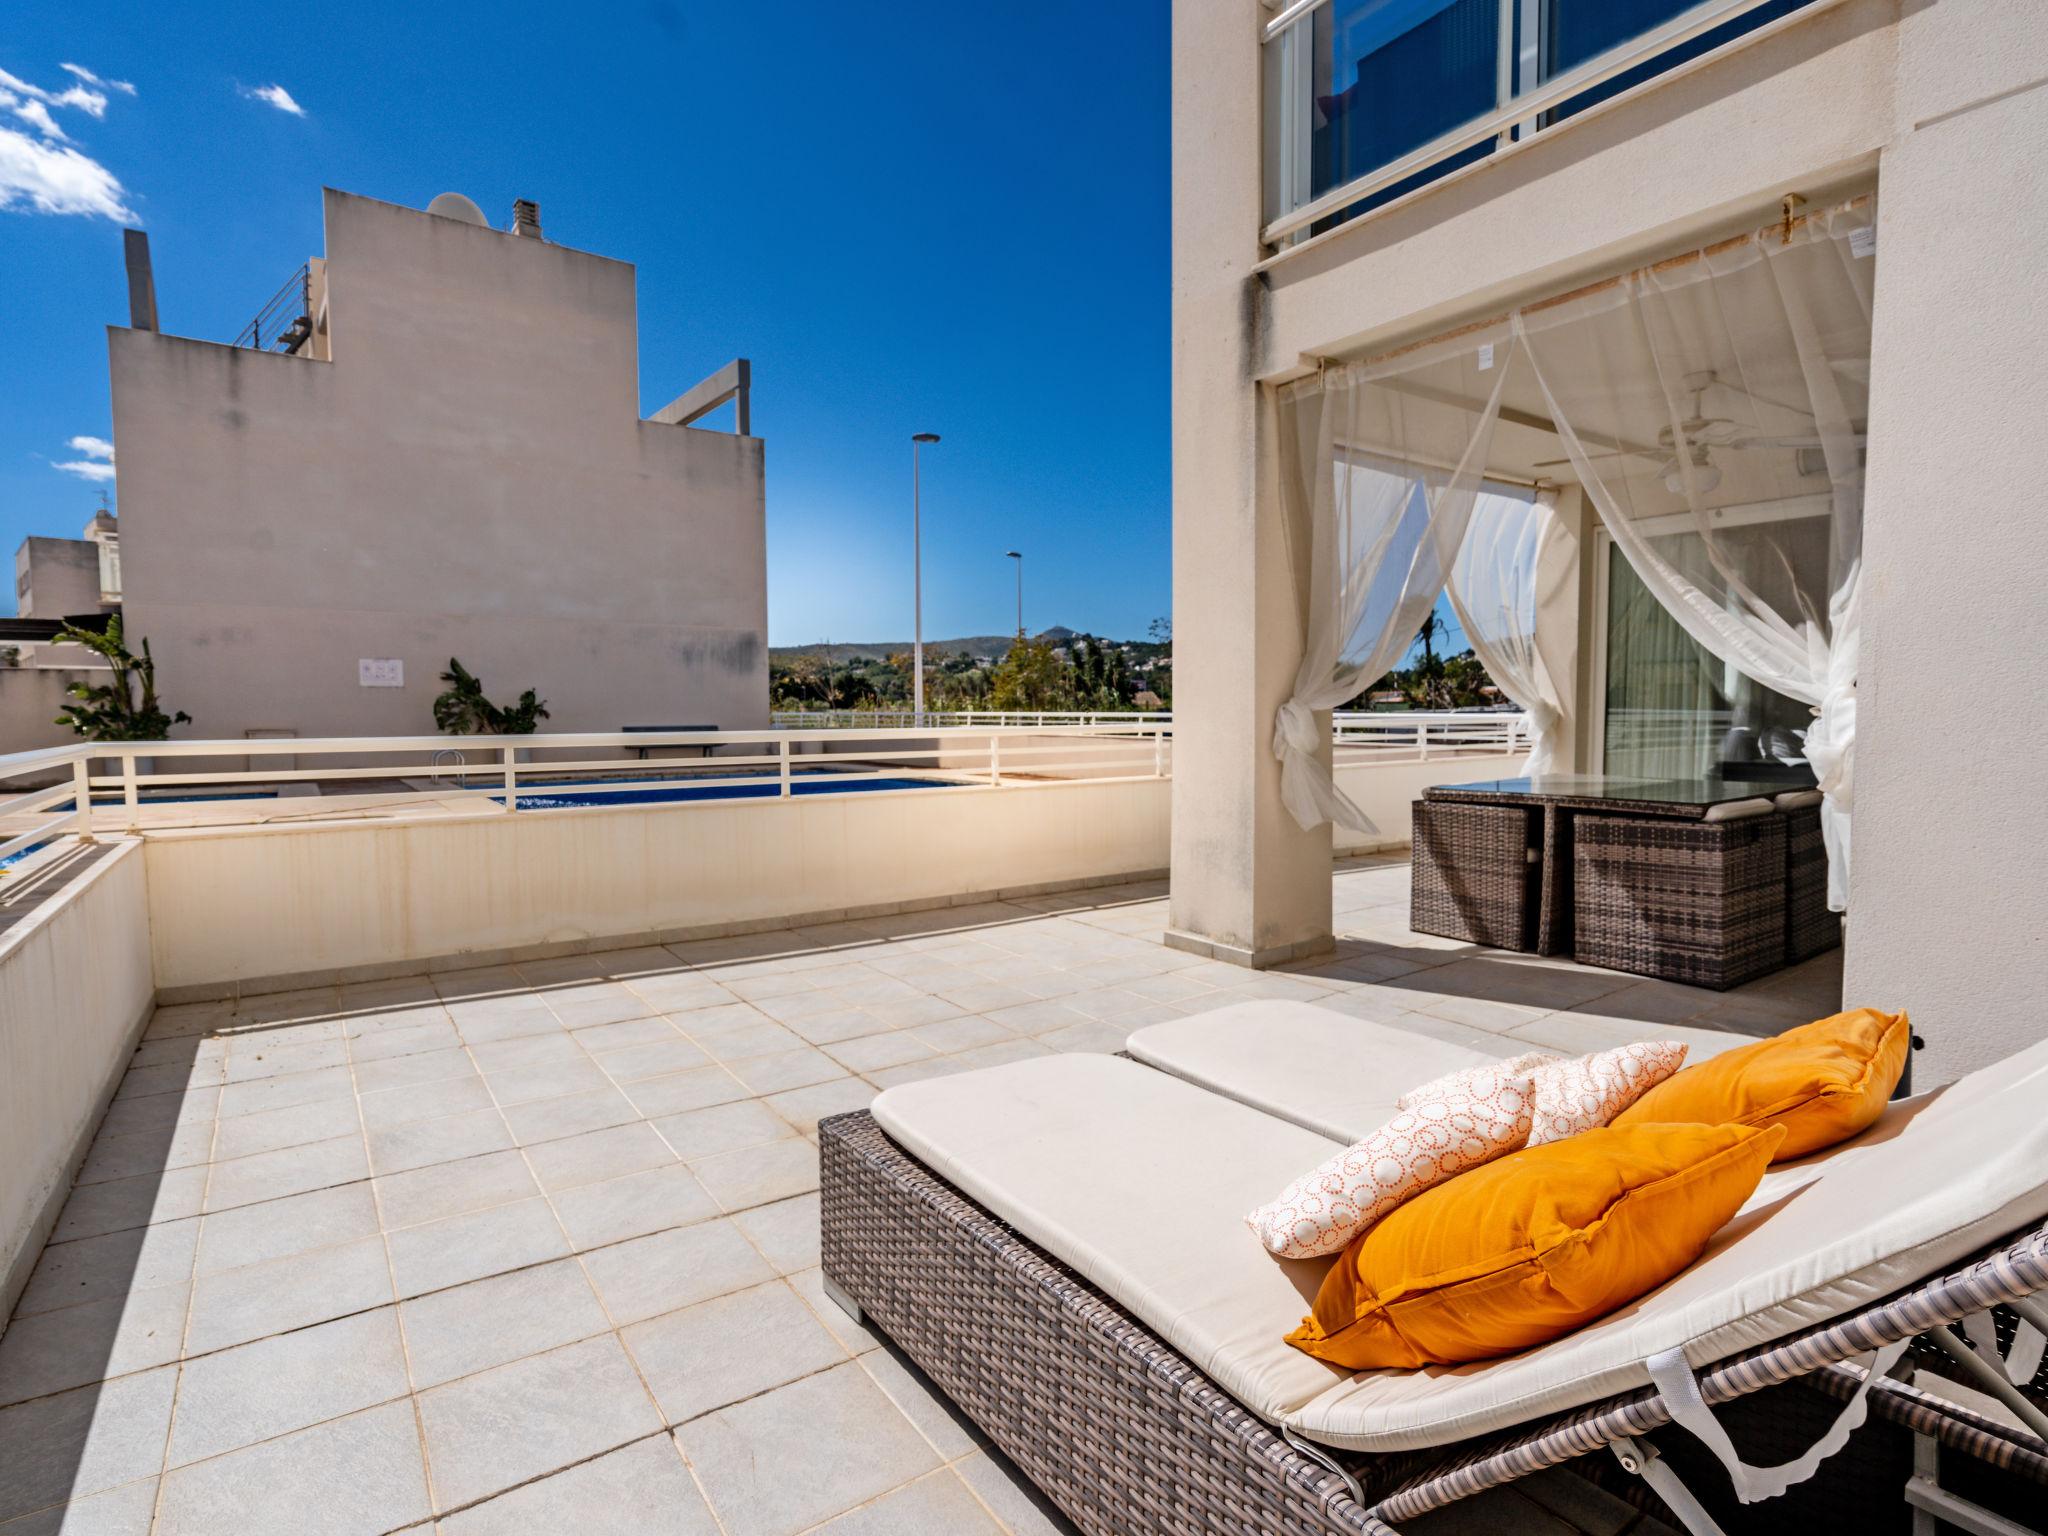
[[0, 2, 1169, 646]]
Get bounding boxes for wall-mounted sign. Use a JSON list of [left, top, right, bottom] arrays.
[[359, 658, 405, 688]]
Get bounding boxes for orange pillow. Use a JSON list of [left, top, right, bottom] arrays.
[[1611, 1008, 1909, 1161], [1286, 1121, 1782, 1370]]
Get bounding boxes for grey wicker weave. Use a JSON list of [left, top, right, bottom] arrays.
[[1408, 799, 1538, 951], [1571, 812, 1787, 990], [1782, 804, 1841, 963], [820, 1109, 2048, 1535]]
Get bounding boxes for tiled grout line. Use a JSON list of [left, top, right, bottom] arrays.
[[146, 1004, 284, 1533], [463, 980, 677, 1527], [351, 990, 448, 1525]]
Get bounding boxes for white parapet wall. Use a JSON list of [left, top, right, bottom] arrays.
[[0, 842, 155, 1322], [142, 777, 1176, 995], [138, 753, 1517, 995]]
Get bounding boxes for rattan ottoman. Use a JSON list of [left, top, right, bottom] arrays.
[[1571, 811, 1787, 990], [1409, 799, 1539, 951]]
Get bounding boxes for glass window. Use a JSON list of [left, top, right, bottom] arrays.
[[1307, 0, 1501, 234], [1602, 526, 1817, 782], [1542, 0, 1813, 125], [1265, 0, 1822, 242]]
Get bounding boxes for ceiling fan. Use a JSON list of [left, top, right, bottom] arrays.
[[1532, 370, 1861, 491]]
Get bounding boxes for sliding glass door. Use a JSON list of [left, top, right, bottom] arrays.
[[1600, 513, 1821, 782]]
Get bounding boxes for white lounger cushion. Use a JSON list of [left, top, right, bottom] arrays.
[[1123, 1001, 1498, 1142], [873, 1053, 1356, 1423], [1287, 1035, 2048, 1449], [1128, 1001, 1750, 1146]]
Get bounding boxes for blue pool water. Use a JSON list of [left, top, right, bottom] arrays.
[[494, 774, 960, 810]]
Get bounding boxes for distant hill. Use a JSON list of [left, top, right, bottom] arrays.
[[772, 627, 1081, 665]]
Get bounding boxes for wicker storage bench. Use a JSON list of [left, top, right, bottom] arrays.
[[1571, 812, 1787, 990], [1409, 799, 1540, 951], [820, 1109, 2048, 1536]]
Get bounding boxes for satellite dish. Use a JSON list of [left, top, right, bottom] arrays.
[[425, 192, 488, 227]]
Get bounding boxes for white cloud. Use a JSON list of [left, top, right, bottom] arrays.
[[60, 62, 135, 99], [53, 436, 117, 484], [0, 63, 136, 222], [5, 96, 70, 142], [242, 83, 305, 117], [0, 127, 137, 220]]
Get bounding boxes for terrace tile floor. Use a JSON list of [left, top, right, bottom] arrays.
[[1, 855, 1835, 1533]]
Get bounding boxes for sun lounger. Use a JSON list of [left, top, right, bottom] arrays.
[[819, 1022, 2048, 1534]]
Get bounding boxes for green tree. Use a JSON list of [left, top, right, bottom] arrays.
[[989, 635, 1072, 710], [52, 616, 191, 741], [433, 659, 550, 734]]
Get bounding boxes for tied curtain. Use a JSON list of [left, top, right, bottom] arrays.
[[1273, 195, 1872, 909], [1273, 330, 1519, 833], [1445, 487, 1572, 778]]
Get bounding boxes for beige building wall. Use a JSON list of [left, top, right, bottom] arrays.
[[111, 189, 767, 743], [1172, 0, 2048, 1078]]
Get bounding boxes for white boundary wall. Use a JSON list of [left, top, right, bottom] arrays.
[[139, 753, 1516, 995], [0, 842, 154, 1321], [142, 779, 1174, 994]]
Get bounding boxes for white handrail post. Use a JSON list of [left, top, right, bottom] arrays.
[[71, 754, 95, 843], [990, 733, 1002, 788], [1419, 720, 1431, 762], [1153, 726, 1164, 778], [501, 744, 517, 813], [121, 749, 141, 832], [779, 736, 792, 797]]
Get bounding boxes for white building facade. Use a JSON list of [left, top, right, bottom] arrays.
[[1169, 0, 2048, 1083], [108, 188, 768, 742]]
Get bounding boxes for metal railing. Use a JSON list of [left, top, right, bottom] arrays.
[[0, 713, 1530, 873], [1333, 710, 1532, 762], [771, 710, 1171, 731], [232, 263, 313, 353]]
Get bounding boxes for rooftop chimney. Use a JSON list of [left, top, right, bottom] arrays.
[[123, 229, 158, 331], [511, 199, 542, 239]]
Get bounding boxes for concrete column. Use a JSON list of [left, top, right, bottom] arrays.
[[1847, 2, 2048, 1084], [1166, 0, 1333, 967]]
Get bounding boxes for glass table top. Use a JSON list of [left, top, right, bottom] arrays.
[[1426, 775, 1804, 810]]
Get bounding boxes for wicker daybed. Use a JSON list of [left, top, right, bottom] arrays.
[[819, 1009, 2048, 1534]]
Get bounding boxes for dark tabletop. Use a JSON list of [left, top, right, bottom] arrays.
[[1424, 775, 1797, 817]]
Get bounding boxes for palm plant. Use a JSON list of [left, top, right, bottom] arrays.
[[52, 616, 191, 740], [433, 659, 550, 734]]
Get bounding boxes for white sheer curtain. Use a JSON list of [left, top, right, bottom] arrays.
[[1445, 487, 1571, 776], [1272, 330, 1519, 833], [1514, 198, 1874, 907]]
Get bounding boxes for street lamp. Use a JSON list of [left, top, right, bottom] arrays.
[[911, 433, 940, 724], [1005, 550, 1023, 638]]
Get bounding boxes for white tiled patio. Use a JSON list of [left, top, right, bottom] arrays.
[[0, 855, 1838, 1534]]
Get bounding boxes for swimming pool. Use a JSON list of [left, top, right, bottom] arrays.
[[492, 773, 963, 810]]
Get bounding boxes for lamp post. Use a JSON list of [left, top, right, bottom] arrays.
[[1005, 550, 1023, 638], [912, 433, 940, 724]]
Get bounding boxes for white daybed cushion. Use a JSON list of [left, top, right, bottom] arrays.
[[1128, 1001, 1749, 1146], [872, 1053, 1356, 1424], [1287, 1035, 2048, 1450], [1123, 1001, 1499, 1142]]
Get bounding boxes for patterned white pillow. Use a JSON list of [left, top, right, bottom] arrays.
[[1525, 1040, 1687, 1146], [1245, 1068, 1534, 1261], [1396, 1051, 1563, 1111]]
